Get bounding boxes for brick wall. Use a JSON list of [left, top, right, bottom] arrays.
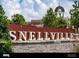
[[12, 41, 79, 53], [8, 24, 79, 53]]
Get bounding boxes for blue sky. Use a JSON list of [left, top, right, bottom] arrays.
[[0, 0, 75, 22]]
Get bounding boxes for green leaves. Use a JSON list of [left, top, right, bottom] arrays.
[[0, 5, 5, 16], [12, 14, 26, 25], [70, 1, 79, 28], [42, 8, 67, 28], [42, 8, 57, 27], [0, 40, 12, 53], [0, 5, 12, 53]]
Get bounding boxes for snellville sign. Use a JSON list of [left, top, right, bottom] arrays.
[[8, 24, 76, 41]]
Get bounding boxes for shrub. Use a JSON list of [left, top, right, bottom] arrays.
[[0, 39, 13, 53]]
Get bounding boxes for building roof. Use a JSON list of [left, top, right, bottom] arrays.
[[31, 20, 42, 23], [28, 20, 43, 25], [55, 6, 65, 12]]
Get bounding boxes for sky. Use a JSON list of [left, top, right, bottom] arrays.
[[0, 0, 75, 22]]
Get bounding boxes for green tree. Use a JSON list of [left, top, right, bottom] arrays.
[[42, 8, 57, 27], [0, 5, 12, 53], [70, 1, 79, 28], [57, 17, 67, 28], [42, 8, 67, 28], [0, 5, 5, 16], [66, 19, 72, 28], [12, 14, 26, 25], [7, 20, 13, 25]]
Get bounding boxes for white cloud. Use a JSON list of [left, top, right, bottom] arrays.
[[26, 0, 33, 3], [35, 0, 42, 4], [49, 0, 59, 9], [34, 0, 48, 19], [20, 0, 39, 21], [53, 0, 59, 6], [20, 0, 49, 21], [21, 0, 59, 21], [61, 0, 73, 18], [35, 0, 48, 11], [2, 0, 21, 19], [0, 0, 73, 21]]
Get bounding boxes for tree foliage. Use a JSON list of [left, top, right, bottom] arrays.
[[70, 1, 79, 28], [0, 5, 5, 16], [0, 5, 12, 53], [42, 8, 67, 28], [56, 17, 67, 28], [42, 8, 57, 27], [12, 14, 26, 25]]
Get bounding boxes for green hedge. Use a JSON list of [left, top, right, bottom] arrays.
[[0, 40, 13, 53]]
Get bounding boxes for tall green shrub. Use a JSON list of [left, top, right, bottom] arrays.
[[0, 5, 12, 53]]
